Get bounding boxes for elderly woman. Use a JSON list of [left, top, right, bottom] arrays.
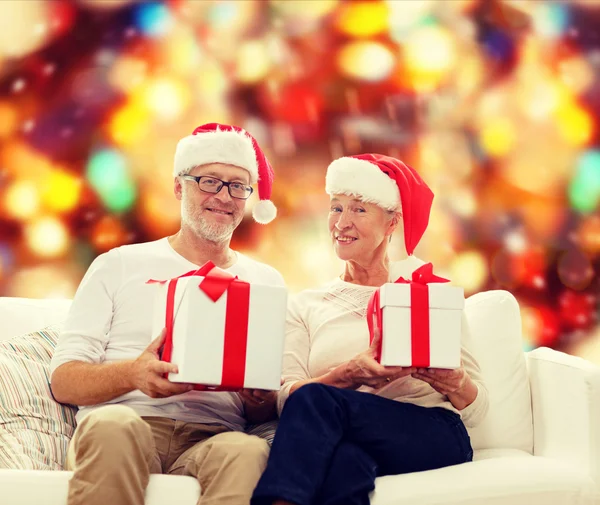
[[251, 154, 489, 505]]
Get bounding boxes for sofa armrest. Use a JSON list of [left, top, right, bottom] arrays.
[[526, 347, 600, 485]]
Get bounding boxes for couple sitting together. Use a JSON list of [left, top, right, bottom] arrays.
[[50, 123, 489, 505]]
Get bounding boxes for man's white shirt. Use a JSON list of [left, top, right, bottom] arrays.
[[50, 237, 285, 430]]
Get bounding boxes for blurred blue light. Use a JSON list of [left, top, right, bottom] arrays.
[[534, 3, 570, 39], [134, 2, 173, 38]]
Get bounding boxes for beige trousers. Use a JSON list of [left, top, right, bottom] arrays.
[[65, 405, 269, 505]]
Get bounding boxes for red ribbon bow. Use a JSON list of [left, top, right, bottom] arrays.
[[367, 263, 449, 367], [147, 261, 250, 391]]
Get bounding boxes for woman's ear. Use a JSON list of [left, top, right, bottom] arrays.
[[388, 211, 401, 234]]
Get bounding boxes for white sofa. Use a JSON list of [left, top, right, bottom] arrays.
[[0, 291, 599, 505]]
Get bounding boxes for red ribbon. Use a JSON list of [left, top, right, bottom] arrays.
[[147, 261, 250, 391], [367, 263, 449, 367]]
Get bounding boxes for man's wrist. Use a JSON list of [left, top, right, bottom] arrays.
[[121, 360, 137, 391]]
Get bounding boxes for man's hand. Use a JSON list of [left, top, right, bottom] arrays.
[[130, 329, 194, 398], [240, 388, 278, 424], [240, 388, 276, 406]]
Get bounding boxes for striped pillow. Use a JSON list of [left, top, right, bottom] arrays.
[[246, 420, 278, 446], [0, 325, 77, 470]]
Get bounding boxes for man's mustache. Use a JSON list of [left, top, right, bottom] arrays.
[[202, 200, 238, 213]]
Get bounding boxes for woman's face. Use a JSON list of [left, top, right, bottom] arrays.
[[328, 194, 398, 263]]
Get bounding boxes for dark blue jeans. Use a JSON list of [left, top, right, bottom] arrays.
[[252, 383, 473, 505]]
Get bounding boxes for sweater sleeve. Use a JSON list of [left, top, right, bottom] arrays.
[[50, 248, 123, 377], [277, 294, 312, 415], [456, 311, 489, 428]]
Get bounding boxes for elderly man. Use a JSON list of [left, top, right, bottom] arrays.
[[50, 123, 282, 505]]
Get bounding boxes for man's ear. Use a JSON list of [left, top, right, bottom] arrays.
[[174, 176, 183, 201]]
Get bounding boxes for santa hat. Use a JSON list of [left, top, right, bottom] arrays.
[[325, 153, 434, 256], [173, 123, 276, 224]]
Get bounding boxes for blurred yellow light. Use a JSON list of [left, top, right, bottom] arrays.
[[25, 216, 70, 258], [559, 57, 595, 95], [501, 124, 574, 196], [5, 265, 79, 299], [271, 0, 339, 19], [569, 325, 600, 366], [387, 0, 434, 37], [0, 102, 18, 138], [578, 215, 600, 254], [108, 100, 151, 146], [142, 77, 191, 122], [338, 41, 396, 82], [196, 59, 229, 96], [445, 0, 478, 11], [108, 56, 147, 93], [419, 207, 459, 266], [455, 53, 484, 96], [0, 0, 50, 58], [419, 132, 474, 180], [402, 26, 455, 91], [450, 250, 488, 293], [4, 180, 40, 220], [405, 26, 455, 73], [451, 189, 478, 218], [517, 78, 566, 120], [480, 118, 516, 157], [163, 29, 202, 76], [42, 169, 82, 213], [236, 40, 272, 84], [555, 102, 594, 146], [139, 182, 181, 238], [520, 306, 541, 348], [336, 1, 389, 38]]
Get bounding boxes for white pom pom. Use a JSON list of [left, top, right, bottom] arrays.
[[252, 199, 277, 224]]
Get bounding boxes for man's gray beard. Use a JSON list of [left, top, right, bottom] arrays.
[[194, 218, 236, 243]]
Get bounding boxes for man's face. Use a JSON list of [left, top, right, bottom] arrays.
[[175, 163, 250, 243]]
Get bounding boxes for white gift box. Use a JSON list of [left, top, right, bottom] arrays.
[[151, 276, 287, 391], [378, 283, 464, 369]]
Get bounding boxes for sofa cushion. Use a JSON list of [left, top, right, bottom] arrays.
[[0, 470, 200, 505], [0, 326, 77, 470], [370, 449, 598, 505], [464, 291, 533, 454]]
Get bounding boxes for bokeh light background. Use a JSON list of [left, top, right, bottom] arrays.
[[0, 0, 599, 363]]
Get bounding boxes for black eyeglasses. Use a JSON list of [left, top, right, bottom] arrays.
[[181, 175, 254, 200]]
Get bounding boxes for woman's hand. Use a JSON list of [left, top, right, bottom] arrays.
[[411, 363, 478, 410], [338, 327, 414, 389], [411, 366, 468, 396]]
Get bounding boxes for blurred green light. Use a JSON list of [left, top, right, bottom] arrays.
[[86, 149, 137, 213], [569, 150, 600, 214]]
